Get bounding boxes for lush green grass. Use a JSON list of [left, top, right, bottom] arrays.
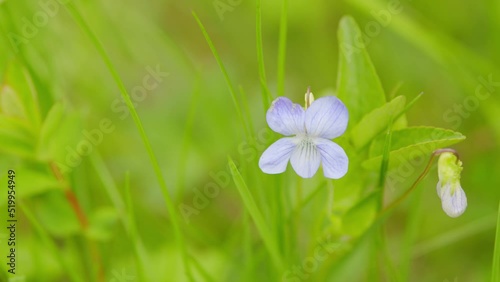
[[0, 0, 499, 281]]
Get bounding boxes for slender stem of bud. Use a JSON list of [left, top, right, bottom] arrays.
[[378, 148, 460, 217]]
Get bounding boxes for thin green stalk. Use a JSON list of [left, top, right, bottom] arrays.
[[177, 76, 201, 201], [228, 157, 285, 272], [398, 185, 424, 281], [376, 117, 397, 281], [243, 209, 254, 280], [275, 175, 285, 256], [256, 0, 272, 111], [90, 153, 149, 282], [20, 202, 83, 282], [64, 3, 192, 280], [89, 153, 125, 214], [189, 255, 217, 282], [491, 201, 500, 282], [124, 172, 149, 282], [379, 148, 458, 217], [192, 12, 250, 140], [288, 180, 326, 221], [276, 0, 288, 97]]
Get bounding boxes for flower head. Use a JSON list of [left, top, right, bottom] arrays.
[[436, 152, 467, 218], [259, 90, 349, 179]]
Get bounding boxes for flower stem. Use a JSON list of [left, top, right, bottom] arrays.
[[379, 148, 459, 217]]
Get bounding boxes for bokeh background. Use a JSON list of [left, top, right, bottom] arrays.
[[0, 0, 499, 281]]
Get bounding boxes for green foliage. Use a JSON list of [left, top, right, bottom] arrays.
[[350, 95, 406, 149], [0, 0, 495, 281], [364, 127, 466, 170], [337, 16, 386, 125]]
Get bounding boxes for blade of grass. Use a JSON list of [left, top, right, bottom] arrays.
[[492, 201, 500, 282], [89, 152, 149, 281], [276, 0, 288, 97], [274, 175, 285, 256], [63, 3, 193, 281], [124, 172, 149, 282], [399, 186, 424, 280], [189, 255, 217, 282], [256, 0, 272, 111], [228, 157, 285, 272], [287, 179, 327, 221], [192, 12, 250, 140], [177, 76, 201, 201], [376, 118, 398, 282], [243, 209, 254, 280], [377, 117, 393, 210], [89, 153, 125, 215]]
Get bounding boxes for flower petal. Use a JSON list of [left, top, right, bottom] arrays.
[[259, 138, 297, 174], [314, 138, 348, 179], [305, 96, 348, 139], [267, 97, 305, 136], [439, 182, 467, 218], [290, 138, 321, 178]]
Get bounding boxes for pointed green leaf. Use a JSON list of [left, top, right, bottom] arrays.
[[337, 16, 386, 125], [363, 127, 466, 170], [351, 95, 406, 149], [3, 62, 41, 129], [228, 157, 284, 271], [37, 103, 82, 163], [18, 168, 61, 199]]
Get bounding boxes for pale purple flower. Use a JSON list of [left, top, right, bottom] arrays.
[[259, 96, 349, 179]]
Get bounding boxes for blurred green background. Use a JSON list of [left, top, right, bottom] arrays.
[[0, 0, 499, 281]]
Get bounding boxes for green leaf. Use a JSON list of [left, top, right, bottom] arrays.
[[0, 85, 26, 118], [3, 61, 41, 130], [350, 95, 406, 149], [228, 157, 284, 271], [18, 168, 61, 199], [337, 15, 386, 125], [37, 103, 82, 163], [363, 127, 466, 170], [0, 115, 36, 158]]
